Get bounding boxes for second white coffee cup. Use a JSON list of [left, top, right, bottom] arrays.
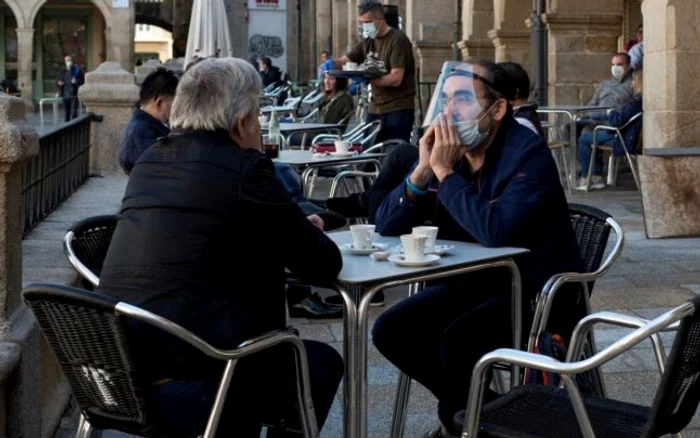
[[334, 140, 350, 154], [350, 224, 376, 250], [401, 234, 427, 262], [412, 226, 439, 253]]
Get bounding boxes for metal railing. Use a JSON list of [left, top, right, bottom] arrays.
[[39, 97, 86, 127], [22, 113, 94, 236]]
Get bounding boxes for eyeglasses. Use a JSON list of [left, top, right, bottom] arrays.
[[438, 90, 478, 111]]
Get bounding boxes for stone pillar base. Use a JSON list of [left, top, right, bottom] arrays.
[[639, 155, 700, 238], [457, 39, 494, 61]]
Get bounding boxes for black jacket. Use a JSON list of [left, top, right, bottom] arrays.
[[118, 109, 171, 174], [98, 129, 342, 380]]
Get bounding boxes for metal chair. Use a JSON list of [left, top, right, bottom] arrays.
[[63, 215, 118, 288], [23, 283, 320, 438], [456, 295, 700, 438], [390, 203, 624, 437], [586, 112, 642, 191]]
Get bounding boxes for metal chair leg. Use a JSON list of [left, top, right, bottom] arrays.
[[75, 414, 94, 438], [390, 372, 412, 438]]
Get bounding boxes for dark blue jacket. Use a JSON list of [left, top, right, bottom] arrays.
[[375, 116, 583, 299], [119, 109, 171, 174], [608, 94, 642, 156]]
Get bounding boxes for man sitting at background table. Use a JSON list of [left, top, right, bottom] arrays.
[[371, 59, 584, 438]]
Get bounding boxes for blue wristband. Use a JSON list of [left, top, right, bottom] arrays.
[[405, 175, 429, 196]]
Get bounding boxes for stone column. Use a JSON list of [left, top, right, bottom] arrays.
[[78, 62, 139, 175], [0, 95, 40, 438], [346, 0, 358, 52], [332, 0, 349, 57], [106, 7, 135, 72], [317, 0, 333, 53], [16, 28, 34, 110], [458, 0, 495, 60], [638, 0, 700, 238], [489, 0, 531, 72], [543, 0, 624, 105]]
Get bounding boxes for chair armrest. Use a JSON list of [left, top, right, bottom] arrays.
[[329, 170, 379, 198], [63, 231, 100, 287], [311, 133, 340, 144], [115, 301, 306, 362], [464, 302, 694, 437]]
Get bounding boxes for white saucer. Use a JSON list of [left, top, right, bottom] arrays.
[[330, 151, 355, 158], [339, 242, 388, 255], [388, 253, 441, 267]]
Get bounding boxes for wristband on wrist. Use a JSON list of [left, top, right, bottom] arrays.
[[405, 175, 429, 196]]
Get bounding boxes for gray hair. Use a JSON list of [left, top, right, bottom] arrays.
[[358, 0, 384, 17], [169, 57, 262, 133]]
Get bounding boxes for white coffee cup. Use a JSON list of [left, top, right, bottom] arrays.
[[345, 62, 358, 71], [400, 234, 428, 262], [350, 224, 376, 250], [334, 140, 350, 154], [412, 226, 439, 253]]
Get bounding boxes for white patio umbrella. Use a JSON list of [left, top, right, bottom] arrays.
[[184, 0, 233, 69]]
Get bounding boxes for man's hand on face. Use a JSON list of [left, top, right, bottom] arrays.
[[409, 124, 436, 189], [429, 113, 461, 182]]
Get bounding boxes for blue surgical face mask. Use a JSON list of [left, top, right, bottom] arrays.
[[361, 22, 378, 39], [454, 102, 497, 150]]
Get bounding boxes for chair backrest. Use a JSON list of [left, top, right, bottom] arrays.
[[357, 120, 383, 150], [64, 215, 118, 288], [22, 283, 159, 437], [644, 295, 700, 437], [568, 203, 613, 276]]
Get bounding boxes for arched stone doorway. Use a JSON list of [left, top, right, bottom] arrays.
[[134, 21, 173, 64]]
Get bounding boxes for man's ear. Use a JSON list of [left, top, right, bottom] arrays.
[[492, 98, 508, 122]]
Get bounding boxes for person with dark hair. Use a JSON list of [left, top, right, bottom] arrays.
[[624, 23, 643, 52], [318, 73, 354, 125], [119, 68, 178, 174], [317, 50, 332, 79], [497, 61, 545, 138], [334, 0, 416, 143], [371, 59, 583, 438], [258, 56, 283, 87]]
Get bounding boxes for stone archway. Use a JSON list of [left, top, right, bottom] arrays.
[[28, 0, 112, 30], [135, 15, 173, 33], [489, 0, 531, 72], [459, 0, 495, 60]]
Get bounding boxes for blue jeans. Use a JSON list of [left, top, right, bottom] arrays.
[[579, 131, 615, 177], [366, 108, 415, 145]]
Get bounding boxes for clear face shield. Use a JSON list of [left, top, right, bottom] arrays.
[[422, 61, 500, 150]]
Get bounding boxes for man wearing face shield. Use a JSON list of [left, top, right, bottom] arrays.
[[371, 59, 584, 438], [333, 0, 415, 143]]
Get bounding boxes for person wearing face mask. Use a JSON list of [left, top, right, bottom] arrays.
[[334, 0, 416, 143], [98, 57, 344, 437], [119, 68, 179, 175], [371, 59, 584, 438], [56, 55, 85, 122], [587, 52, 635, 110]]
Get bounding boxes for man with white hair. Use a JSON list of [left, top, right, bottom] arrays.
[[97, 57, 344, 437]]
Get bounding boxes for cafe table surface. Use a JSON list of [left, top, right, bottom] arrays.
[[320, 230, 528, 438]]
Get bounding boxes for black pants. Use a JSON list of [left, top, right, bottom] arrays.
[[366, 108, 415, 144], [153, 340, 343, 437], [372, 273, 514, 435], [63, 97, 78, 122]]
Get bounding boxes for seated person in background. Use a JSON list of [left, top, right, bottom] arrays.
[[318, 74, 355, 126], [578, 68, 643, 190], [259, 56, 283, 88], [371, 59, 584, 438], [585, 52, 635, 118], [118, 68, 178, 174], [498, 61, 545, 138], [98, 57, 344, 437]]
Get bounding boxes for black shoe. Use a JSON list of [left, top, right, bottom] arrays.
[[289, 293, 343, 319], [326, 194, 369, 218], [323, 291, 385, 307]]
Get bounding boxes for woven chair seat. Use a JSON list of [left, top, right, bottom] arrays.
[[455, 385, 649, 438]]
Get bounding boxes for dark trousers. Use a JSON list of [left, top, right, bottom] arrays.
[[372, 273, 513, 435], [63, 97, 78, 122], [366, 108, 415, 144], [153, 340, 343, 437]]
